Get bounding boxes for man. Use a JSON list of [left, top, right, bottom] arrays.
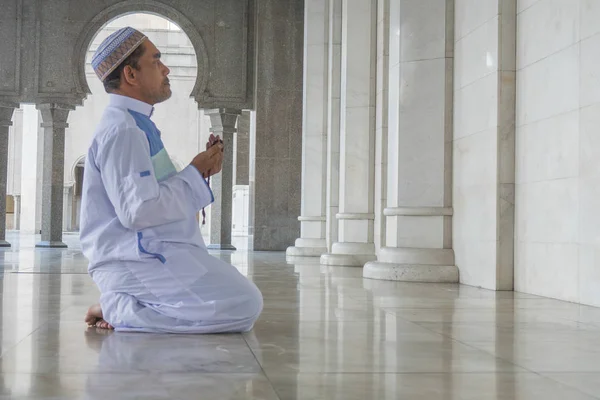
[[80, 27, 263, 333]]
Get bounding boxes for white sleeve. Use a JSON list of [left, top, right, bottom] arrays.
[[96, 126, 214, 231]]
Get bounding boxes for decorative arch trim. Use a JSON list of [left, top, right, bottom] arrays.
[[70, 155, 86, 183], [72, 1, 209, 102]]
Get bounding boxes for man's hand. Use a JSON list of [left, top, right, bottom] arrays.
[[206, 134, 223, 151], [190, 143, 224, 178]]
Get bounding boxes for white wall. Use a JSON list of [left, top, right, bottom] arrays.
[[453, 0, 516, 290], [454, 2, 499, 289], [514, 0, 600, 306]]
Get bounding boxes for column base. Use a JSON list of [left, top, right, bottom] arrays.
[[320, 242, 376, 267], [207, 244, 237, 251], [35, 241, 68, 249], [363, 246, 459, 283], [363, 261, 459, 283], [0, 240, 10, 248], [286, 238, 327, 257], [378, 247, 455, 264], [287, 246, 328, 257]]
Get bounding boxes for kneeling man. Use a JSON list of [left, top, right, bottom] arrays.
[[80, 27, 263, 333]]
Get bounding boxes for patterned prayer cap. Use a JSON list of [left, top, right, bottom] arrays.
[[91, 27, 147, 81]]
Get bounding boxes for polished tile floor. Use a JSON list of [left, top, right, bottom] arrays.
[[1, 232, 600, 399]]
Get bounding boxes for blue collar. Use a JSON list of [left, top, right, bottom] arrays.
[[109, 94, 154, 118]]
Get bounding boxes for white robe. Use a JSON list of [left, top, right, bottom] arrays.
[[79, 94, 262, 333]]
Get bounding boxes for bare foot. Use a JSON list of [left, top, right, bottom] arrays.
[[84, 304, 102, 326], [95, 319, 114, 330], [85, 304, 114, 330]]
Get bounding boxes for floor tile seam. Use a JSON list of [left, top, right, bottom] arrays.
[[537, 371, 600, 376], [0, 371, 280, 376], [248, 335, 600, 344], [377, 310, 562, 358], [406, 320, 535, 373], [408, 320, 592, 338], [411, 319, 600, 333], [379, 305, 589, 311], [410, 320, 600, 330], [12, 370, 600, 376], [34, 369, 600, 375], [534, 372, 600, 400], [0, 318, 53, 360], [257, 371, 538, 376], [450, 337, 600, 383], [535, 371, 600, 374], [251, 368, 551, 374], [241, 334, 282, 400]]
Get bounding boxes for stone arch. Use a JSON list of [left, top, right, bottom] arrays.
[[70, 155, 86, 184], [72, 0, 209, 101]]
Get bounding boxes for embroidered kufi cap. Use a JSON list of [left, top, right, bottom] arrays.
[[91, 27, 147, 81]]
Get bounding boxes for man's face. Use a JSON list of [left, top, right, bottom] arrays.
[[135, 40, 172, 104]]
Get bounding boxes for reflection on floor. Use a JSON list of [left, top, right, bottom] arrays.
[[1, 232, 600, 399]]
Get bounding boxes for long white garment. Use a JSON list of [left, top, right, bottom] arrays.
[[79, 94, 262, 333]]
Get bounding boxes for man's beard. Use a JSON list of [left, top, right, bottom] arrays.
[[151, 84, 172, 104]]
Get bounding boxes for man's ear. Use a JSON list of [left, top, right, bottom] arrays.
[[122, 65, 137, 86]]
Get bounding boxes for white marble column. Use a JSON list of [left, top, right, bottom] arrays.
[[374, 0, 390, 253], [205, 108, 240, 251], [364, 0, 458, 282], [20, 105, 40, 234], [36, 103, 74, 248], [287, 0, 329, 258], [62, 186, 73, 232], [232, 110, 251, 238], [35, 114, 44, 234], [326, 0, 342, 253], [0, 103, 17, 247], [321, 0, 377, 267], [12, 195, 20, 231], [233, 110, 251, 187]]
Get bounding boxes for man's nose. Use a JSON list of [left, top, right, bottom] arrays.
[[164, 65, 171, 76]]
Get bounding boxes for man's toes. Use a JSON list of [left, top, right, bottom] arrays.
[[95, 320, 114, 330]]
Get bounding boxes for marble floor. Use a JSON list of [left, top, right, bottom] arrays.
[[1, 233, 600, 399]]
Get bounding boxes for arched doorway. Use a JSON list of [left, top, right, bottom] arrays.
[[72, 2, 210, 105], [63, 13, 218, 233], [71, 158, 85, 232]]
